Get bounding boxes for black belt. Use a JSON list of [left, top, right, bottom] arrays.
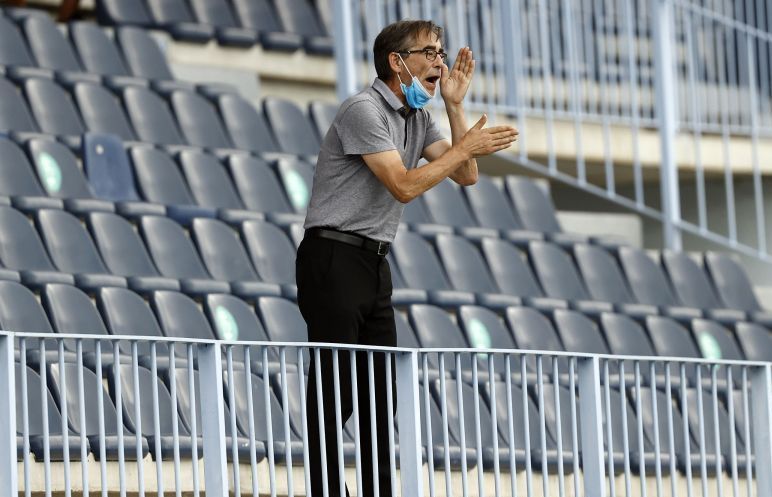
[[306, 228, 390, 256]]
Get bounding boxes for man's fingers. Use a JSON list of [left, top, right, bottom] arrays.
[[472, 114, 488, 130], [484, 125, 519, 134]]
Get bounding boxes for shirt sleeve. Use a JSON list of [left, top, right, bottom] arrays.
[[422, 110, 446, 150], [335, 100, 397, 155]]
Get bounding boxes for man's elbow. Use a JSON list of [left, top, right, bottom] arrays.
[[456, 172, 478, 187]]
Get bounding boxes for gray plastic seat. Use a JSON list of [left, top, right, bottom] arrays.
[[191, 217, 281, 298], [231, 0, 302, 51], [178, 150, 243, 210], [35, 209, 127, 290], [599, 313, 659, 378], [0, 280, 55, 355], [97, 286, 169, 357], [272, 0, 333, 54], [130, 146, 194, 206], [505, 176, 562, 233], [391, 231, 475, 307], [68, 21, 132, 77], [96, 0, 153, 26], [88, 212, 180, 293], [409, 304, 472, 373], [74, 82, 137, 141], [218, 94, 281, 154], [505, 306, 568, 373], [527, 241, 612, 315], [0, 137, 46, 197], [573, 244, 658, 318], [26, 138, 95, 199], [662, 251, 746, 324], [690, 319, 745, 363], [0, 76, 39, 133], [189, 0, 258, 47], [240, 219, 297, 297], [22, 15, 83, 73], [464, 175, 543, 244], [24, 77, 85, 138], [152, 290, 217, 345], [145, 0, 213, 43], [734, 321, 772, 362], [308, 100, 337, 141], [435, 233, 521, 309], [140, 215, 229, 295], [255, 297, 309, 357], [704, 251, 772, 325], [42, 283, 110, 342], [263, 97, 320, 156], [227, 155, 299, 221], [422, 179, 498, 239], [204, 293, 270, 343], [116, 27, 174, 80], [275, 158, 314, 214], [171, 90, 233, 149], [394, 310, 419, 348], [123, 87, 185, 146], [0, 14, 35, 67]]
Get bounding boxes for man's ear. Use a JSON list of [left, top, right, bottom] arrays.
[[388, 53, 402, 74]]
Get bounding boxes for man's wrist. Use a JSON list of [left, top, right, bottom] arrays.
[[444, 101, 465, 114]]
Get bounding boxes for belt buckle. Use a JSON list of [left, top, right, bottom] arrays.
[[376, 242, 388, 256]]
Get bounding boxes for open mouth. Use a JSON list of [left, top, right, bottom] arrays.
[[424, 75, 440, 91]]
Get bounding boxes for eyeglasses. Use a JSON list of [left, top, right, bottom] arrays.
[[399, 48, 448, 62]]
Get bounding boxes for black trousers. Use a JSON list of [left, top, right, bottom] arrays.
[[296, 234, 397, 497]]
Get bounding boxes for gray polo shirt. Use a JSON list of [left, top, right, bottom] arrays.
[[303, 78, 445, 243]]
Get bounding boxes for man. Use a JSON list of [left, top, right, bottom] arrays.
[[296, 19, 518, 497]]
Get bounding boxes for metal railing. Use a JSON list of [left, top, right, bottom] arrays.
[[1, 331, 771, 496], [332, 0, 772, 268]]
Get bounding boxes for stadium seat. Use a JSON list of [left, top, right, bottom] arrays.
[[572, 244, 658, 318], [144, 0, 213, 43], [391, 231, 475, 306], [123, 87, 186, 147], [690, 319, 746, 363], [0, 137, 48, 198], [35, 209, 127, 290], [20, 15, 87, 78], [204, 293, 269, 343], [308, 100, 337, 141], [480, 237, 567, 312], [0, 281, 56, 349], [26, 138, 100, 202], [0, 14, 36, 67], [140, 215, 229, 295], [394, 310, 420, 348], [170, 90, 234, 150], [599, 313, 659, 381], [274, 157, 314, 214], [48, 361, 150, 460], [734, 321, 772, 362], [230, 0, 303, 51], [191, 217, 282, 298], [463, 174, 543, 244], [434, 234, 521, 308], [527, 241, 612, 315], [0, 206, 73, 286], [68, 21, 135, 79], [96, 286, 169, 357], [256, 296, 308, 344], [130, 146, 196, 206], [0, 76, 39, 133], [178, 150, 244, 211], [421, 179, 498, 240], [217, 94, 282, 154], [240, 219, 297, 298], [96, 0, 153, 27], [73, 82, 138, 141], [409, 304, 472, 374], [227, 156, 300, 224], [417, 381, 474, 469], [703, 251, 772, 325], [152, 290, 217, 345], [15, 363, 84, 461], [263, 97, 320, 156], [505, 306, 568, 373], [661, 251, 746, 324], [42, 283, 114, 359], [87, 212, 180, 293], [272, 0, 333, 54], [82, 133, 149, 209], [386, 252, 429, 305], [188, 0, 258, 47], [505, 177, 572, 238], [23, 77, 86, 141], [116, 26, 175, 81]]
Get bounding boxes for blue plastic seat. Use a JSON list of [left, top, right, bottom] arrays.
[[21, 15, 84, 74], [23, 77, 85, 140], [240, 219, 297, 298], [123, 87, 186, 146], [178, 150, 244, 211], [171, 90, 234, 149], [217, 94, 281, 154], [263, 97, 320, 156], [422, 179, 498, 240]]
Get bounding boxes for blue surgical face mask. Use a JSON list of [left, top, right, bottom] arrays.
[[398, 53, 435, 109]]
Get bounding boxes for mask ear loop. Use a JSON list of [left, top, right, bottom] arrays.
[[396, 53, 417, 84]]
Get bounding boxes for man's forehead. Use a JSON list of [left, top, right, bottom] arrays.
[[411, 31, 442, 49]]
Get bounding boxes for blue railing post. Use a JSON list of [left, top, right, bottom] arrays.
[[199, 342, 229, 496], [396, 350, 423, 497], [0, 333, 17, 495]]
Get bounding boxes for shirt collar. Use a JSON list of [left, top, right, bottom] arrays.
[[371, 78, 409, 114]]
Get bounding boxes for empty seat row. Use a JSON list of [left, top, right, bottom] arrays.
[[97, 0, 333, 53]]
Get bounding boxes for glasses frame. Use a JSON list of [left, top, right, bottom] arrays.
[[398, 48, 448, 62]]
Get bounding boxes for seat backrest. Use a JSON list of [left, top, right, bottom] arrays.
[[637, 387, 691, 457], [505, 177, 562, 233], [0, 280, 54, 334], [400, 196, 433, 225], [435, 234, 499, 294], [43, 284, 110, 351], [241, 220, 296, 285], [227, 155, 293, 213], [171, 90, 233, 149], [229, 369, 291, 441], [189, 0, 239, 28], [69, 21, 130, 76], [703, 252, 762, 312], [464, 175, 523, 231], [553, 309, 609, 354], [392, 232, 453, 292], [0, 205, 56, 271], [487, 380, 542, 449], [0, 14, 35, 67], [27, 138, 94, 199], [0, 137, 45, 196], [96, 0, 153, 26], [152, 290, 216, 342], [36, 209, 109, 275], [735, 321, 772, 362], [147, 0, 196, 24], [528, 241, 591, 301], [218, 94, 280, 153], [123, 87, 185, 145], [617, 247, 681, 307], [480, 238, 545, 298], [458, 305, 518, 373], [661, 251, 722, 310], [409, 304, 471, 371], [540, 384, 578, 451], [82, 132, 141, 202], [140, 216, 212, 280], [573, 244, 635, 304], [191, 217, 259, 282], [273, 0, 327, 37], [308, 100, 337, 141], [684, 388, 739, 457], [394, 310, 419, 348], [256, 297, 307, 343], [645, 316, 700, 359], [74, 83, 137, 141], [505, 306, 567, 371], [116, 26, 174, 80], [263, 97, 320, 156], [16, 364, 64, 437], [22, 15, 82, 72], [24, 78, 85, 136], [88, 212, 160, 277], [431, 378, 495, 449], [0, 76, 38, 133], [275, 158, 314, 214], [97, 286, 167, 356], [204, 293, 270, 342], [422, 179, 478, 228], [599, 312, 656, 357], [231, 0, 284, 32], [690, 319, 744, 361], [178, 150, 243, 210], [131, 146, 195, 205]]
